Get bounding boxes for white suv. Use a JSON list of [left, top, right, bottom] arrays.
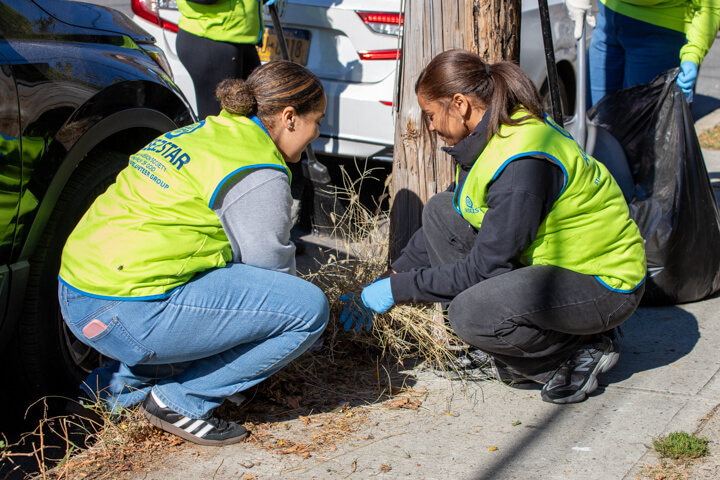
[[131, 0, 577, 162]]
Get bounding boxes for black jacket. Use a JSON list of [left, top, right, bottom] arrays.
[[389, 110, 565, 304]]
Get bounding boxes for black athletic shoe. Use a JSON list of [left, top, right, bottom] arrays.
[[430, 348, 491, 379], [432, 350, 536, 387], [140, 390, 248, 446], [541, 335, 620, 404], [65, 389, 105, 426]]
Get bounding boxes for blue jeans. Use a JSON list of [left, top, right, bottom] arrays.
[[58, 264, 329, 419], [588, 2, 687, 106]]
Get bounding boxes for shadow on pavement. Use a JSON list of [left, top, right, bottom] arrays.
[[692, 94, 720, 121], [604, 306, 700, 384]]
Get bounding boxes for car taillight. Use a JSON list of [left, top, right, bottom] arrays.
[[132, 0, 179, 33], [357, 11, 403, 36], [358, 50, 401, 61]]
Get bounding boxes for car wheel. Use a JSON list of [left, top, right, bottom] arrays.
[[19, 150, 128, 397]]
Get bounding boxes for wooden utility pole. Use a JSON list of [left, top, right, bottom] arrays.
[[389, 0, 521, 260]]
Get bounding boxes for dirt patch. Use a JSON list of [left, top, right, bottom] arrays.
[[699, 124, 720, 150]]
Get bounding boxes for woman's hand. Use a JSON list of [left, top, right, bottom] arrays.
[[677, 61, 698, 103], [338, 278, 395, 332]]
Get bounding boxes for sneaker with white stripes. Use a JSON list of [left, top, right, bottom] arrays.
[[140, 390, 248, 446], [541, 335, 620, 404]]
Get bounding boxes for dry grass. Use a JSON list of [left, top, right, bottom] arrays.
[[639, 460, 693, 480], [1, 398, 183, 480], [699, 123, 720, 150], [4, 164, 472, 479], [303, 163, 466, 370], [638, 430, 711, 480]]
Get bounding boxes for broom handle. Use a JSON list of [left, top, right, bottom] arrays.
[[267, 2, 329, 181], [268, 3, 291, 61]]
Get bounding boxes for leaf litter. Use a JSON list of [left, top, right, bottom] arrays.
[[12, 166, 479, 479]]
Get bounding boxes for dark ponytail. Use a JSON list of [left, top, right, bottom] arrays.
[[415, 49, 544, 140]]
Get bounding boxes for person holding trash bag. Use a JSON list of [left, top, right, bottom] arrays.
[[339, 49, 646, 405], [566, 0, 720, 105], [58, 61, 329, 445], [176, 0, 266, 118]]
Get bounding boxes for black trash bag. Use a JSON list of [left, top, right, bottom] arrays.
[[588, 68, 720, 305]]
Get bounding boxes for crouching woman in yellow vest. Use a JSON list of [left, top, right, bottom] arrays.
[[58, 61, 328, 445], [339, 49, 646, 404]]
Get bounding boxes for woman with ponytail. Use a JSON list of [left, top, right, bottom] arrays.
[[340, 49, 646, 405], [58, 61, 328, 445]]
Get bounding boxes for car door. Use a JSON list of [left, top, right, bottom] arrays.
[[0, 49, 21, 344]]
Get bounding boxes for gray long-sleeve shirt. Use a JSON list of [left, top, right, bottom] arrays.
[[213, 168, 296, 276]]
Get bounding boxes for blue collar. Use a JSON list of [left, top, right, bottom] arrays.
[[250, 115, 270, 137]]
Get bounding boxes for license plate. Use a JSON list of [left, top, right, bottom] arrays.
[[257, 27, 311, 66]]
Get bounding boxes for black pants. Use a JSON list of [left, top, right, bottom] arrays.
[[422, 192, 644, 382], [177, 28, 261, 119]]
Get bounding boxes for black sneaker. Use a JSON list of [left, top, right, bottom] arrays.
[[486, 358, 538, 388], [65, 389, 104, 426], [430, 348, 491, 379], [140, 390, 248, 446], [432, 350, 536, 388], [541, 335, 620, 404]]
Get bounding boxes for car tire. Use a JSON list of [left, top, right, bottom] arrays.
[[18, 150, 128, 397]]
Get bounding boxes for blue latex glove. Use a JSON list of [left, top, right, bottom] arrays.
[[338, 292, 375, 332], [338, 278, 395, 332], [360, 278, 395, 314], [677, 61, 698, 103]]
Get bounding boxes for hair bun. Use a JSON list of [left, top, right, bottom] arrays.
[[216, 78, 257, 116]]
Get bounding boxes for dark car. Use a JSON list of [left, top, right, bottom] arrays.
[[0, 0, 194, 399]]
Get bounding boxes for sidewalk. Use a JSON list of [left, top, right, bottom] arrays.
[[110, 142, 720, 480]]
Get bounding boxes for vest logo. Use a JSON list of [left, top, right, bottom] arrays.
[[464, 196, 483, 214], [142, 138, 191, 170], [165, 121, 205, 139], [580, 150, 591, 166]]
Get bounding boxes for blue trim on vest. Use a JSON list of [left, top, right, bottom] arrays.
[[164, 120, 206, 139], [455, 150, 571, 217], [250, 115, 270, 137], [491, 151, 570, 196], [594, 273, 646, 293], [209, 163, 289, 208], [452, 191, 462, 215], [543, 113, 574, 140], [58, 276, 180, 301], [452, 165, 463, 215]]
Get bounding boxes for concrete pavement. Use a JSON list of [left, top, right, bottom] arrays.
[[118, 281, 720, 480], [114, 34, 720, 473], [115, 149, 720, 480], [74, 19, 720, 477]]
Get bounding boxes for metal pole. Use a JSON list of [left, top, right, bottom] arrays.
[[268, 3, 291, 62], [266, 1, 339, 232], [537, 0, 564, 127], [267, 2, 331, 183]]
